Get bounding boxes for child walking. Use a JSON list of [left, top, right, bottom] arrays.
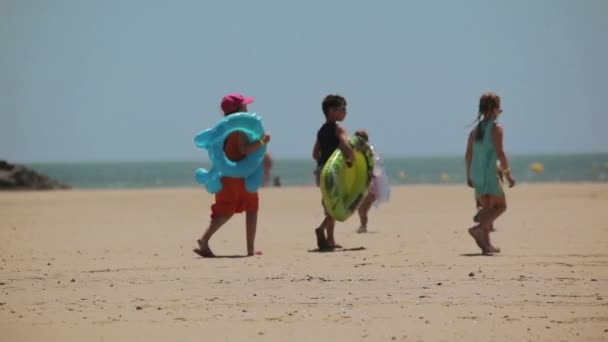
[[312, 94, 354, 250], [465, 92, 515, 254], [353, 130, 378, 233], [195, 93, 270, 257]]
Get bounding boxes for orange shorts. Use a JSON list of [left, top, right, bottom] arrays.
[[210, 177, 259, 219]]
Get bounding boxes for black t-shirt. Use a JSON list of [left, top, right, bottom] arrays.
[[316, 121, 339, 167]]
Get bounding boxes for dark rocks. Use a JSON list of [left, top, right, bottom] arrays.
[[0, 161, 69, 190]]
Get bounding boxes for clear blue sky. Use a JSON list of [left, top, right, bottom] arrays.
[[1, 0, 607, 162]]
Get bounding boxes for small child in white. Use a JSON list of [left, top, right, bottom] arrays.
[[354, 130, 390, 233]]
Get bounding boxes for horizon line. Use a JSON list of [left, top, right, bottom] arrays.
[[9, 151, 608, 165]]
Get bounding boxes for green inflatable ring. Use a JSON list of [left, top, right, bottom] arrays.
[[320, 135, 375, 222]]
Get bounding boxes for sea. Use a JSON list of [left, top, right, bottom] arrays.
[[25, 154, 608, 189]]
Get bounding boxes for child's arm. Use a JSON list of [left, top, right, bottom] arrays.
[[496, 161, 505, 182], [312, 140, 320, 161], [237, 132, 271, 155], [492, 124, 515, 187], [336, 125, 354, 166], [464, 131, 474, 187]]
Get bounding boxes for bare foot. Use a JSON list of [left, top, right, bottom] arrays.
[[357, 225, 367, 233], [482, 231, 501, 254], [486, 244, 501, 253], [468, 226, 485, 252], [193, 248, 215, 258], [315, 228, 330, 250], [194, 239, 215, 258], [326, 236, 342, 249], [247, 251, 263, 256], [468, 226, 497, 254]]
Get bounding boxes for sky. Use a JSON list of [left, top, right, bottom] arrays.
[[1, 0, 607, 163]]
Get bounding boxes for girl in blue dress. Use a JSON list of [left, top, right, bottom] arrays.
[[465, 92, 516, 254]]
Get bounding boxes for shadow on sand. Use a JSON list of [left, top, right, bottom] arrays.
[[193, 249, 250, 259], [308, 246, 366, 253], [459, 253, 497, 257]]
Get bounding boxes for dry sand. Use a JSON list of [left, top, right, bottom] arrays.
[[1, 184, 607, 341]]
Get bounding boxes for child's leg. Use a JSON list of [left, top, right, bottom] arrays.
[[357, 192, 376, 233], [468, 207, 489, 252], [325, 216, 341, 248], [477, 195, 506, 253], [473, 195, 481, 223], [315, 200, 333, 249], [486, 196, 507, 223], [473, 204, 495, 230], [198, 215, 233, 257], [469, 195, 494, 254], [484, 196, 506, 242], [245, 210, 258, 256], [315, 216, 331, 249]]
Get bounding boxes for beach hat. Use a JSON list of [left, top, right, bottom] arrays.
[[221, 93, 254, 114]]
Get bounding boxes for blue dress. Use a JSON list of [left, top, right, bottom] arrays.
[[471, 119, 504, 197]]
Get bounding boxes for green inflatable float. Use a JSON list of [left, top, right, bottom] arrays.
[[320, 135, 375, 222]]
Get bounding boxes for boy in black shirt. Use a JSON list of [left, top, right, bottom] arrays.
[[311, 94, 354, 250]]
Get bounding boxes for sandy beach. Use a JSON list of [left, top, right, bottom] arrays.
[[1, 184, 607, 341]]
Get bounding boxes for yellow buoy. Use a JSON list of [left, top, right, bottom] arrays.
[[530, 162, 544, 174], [440, 172, 450, 182]]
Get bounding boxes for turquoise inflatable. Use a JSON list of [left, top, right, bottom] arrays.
[[194, 112, 267, 193]]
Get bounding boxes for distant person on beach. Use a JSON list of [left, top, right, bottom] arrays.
[[272, 176, 282, 187], [353, 130, 377, 233], [465, 92, 515, 254], [312, 94, 354, 250], [195, 93, 270, 257]]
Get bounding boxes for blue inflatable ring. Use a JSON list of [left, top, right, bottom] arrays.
[[194, 112, 267, 193]]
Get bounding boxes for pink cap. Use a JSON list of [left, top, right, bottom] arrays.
[[220, 93, 254, 114]]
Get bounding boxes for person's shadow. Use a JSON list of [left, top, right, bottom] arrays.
[[193, 249, 250, 259], [459, 253, 496, 257], [308, 246, 366, 253]]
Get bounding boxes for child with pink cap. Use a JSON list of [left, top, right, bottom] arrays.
[[195, 93, 270, 257]]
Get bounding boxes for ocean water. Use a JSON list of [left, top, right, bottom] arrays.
[[25, 154, 608, 189]]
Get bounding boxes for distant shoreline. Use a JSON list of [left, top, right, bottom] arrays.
[[14, 151, 608, 165], [8, 154, 606, 190]]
